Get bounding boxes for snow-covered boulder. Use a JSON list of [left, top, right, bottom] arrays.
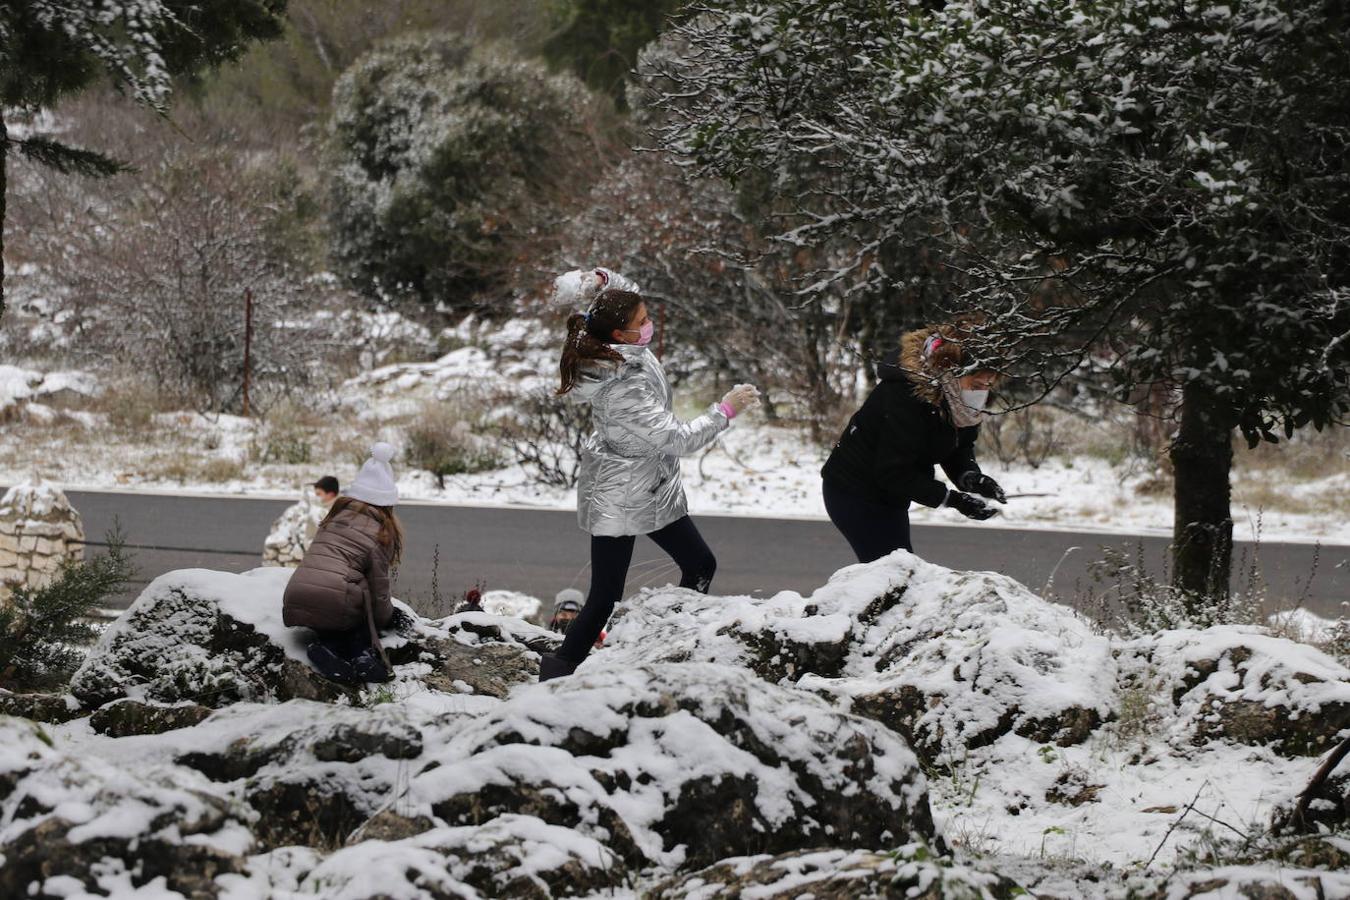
[[0, 689, 82, 724], [68, 568, 351, 709], [68, 568, 552, 710], [650, 845, 1023, 899], [410, 662, 936, 871], [0, 717, 251, 899], [1135, 864, 1350, 899], [89, 698, 213, 738], [1129, 626, 1350, 757], [604, 553, 1118, 766], [248, 815, 626, 899]]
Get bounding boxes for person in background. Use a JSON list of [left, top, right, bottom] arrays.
[[548, 588, 607, 647], [458, 586, 484, 615], [821, 319, 1007, 563], [537, 269, 760, 682], [313, 476, 340, 507], [549, 589, 584, 633], [284, 444, 403, 684]]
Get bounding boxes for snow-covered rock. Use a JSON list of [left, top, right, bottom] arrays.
[[0, 717, 252, 899], [89, 698, 213, 738], [650, 845, 1022, 899], [7, 556, 1348, 897], [256, 814, 625, 899], [1135, 864, 1350, 899], [410, 661, 936, 871], [1128, 626, 1350, 757], [0, 364, 100, 415], [68, 567, 553, 710], [68, 568, 351, 709], [605, 552, 1117, 765], [0, 689, 83, 724]]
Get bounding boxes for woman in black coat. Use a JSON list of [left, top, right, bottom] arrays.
[[821, 324, 1007, 563]]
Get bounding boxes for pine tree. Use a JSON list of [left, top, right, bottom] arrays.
[[0, 0, 289, 321], [646, 0, 1350, 604], [0, 531, 135, 691]]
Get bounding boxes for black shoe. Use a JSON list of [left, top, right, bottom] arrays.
[[538, 654, 578, 683], [307, 643, 358, 684], [352, 649, 392, 684]]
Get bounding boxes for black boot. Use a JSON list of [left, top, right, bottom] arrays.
[[352, 649, 392, 684], [307, 642, 358, 684], [538, 654, 578, 683]]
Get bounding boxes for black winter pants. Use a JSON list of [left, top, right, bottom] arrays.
[[558, 516, 717, 665], [313, 626, 372, 661], [823, 479, 913, 563]]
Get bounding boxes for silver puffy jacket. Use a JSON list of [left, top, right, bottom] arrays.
[[573, 344, 730, 537]]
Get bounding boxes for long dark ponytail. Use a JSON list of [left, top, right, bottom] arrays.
[[558, 289, 645, 395]]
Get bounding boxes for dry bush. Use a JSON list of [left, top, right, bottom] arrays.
[[402, 395, 501, 488]]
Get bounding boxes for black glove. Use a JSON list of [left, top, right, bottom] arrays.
[[387, 607, 416, 633], [958, 471, 1007, 504], [946, 490, 998, 521]]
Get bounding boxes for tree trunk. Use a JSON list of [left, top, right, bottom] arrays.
[[1169, 379, 1234, 605], [1, 113, 7, 323]]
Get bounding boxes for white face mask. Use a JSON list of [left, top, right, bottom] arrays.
[[960, 389, 989, 411]]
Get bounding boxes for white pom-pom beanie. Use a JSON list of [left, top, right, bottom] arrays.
[[345, 442, 399, 507], [552, 267, 641, 311]]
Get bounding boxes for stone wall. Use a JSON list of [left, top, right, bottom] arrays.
[[262, 493, 325, 567], [0, 480, 85, 600]]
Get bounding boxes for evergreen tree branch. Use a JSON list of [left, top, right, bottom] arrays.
[[8, 136, 131, 178]]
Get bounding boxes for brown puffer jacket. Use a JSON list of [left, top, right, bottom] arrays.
[[282, 504, 394, 646]]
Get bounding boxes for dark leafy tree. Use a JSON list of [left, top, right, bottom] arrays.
[[327, 33, 611, 313], [646, 0, 1350, 603], [543, 0, 684, 106], [0, 0, 289, 321]]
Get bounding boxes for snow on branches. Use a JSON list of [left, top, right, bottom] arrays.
[[645, 0, 1350, 444]]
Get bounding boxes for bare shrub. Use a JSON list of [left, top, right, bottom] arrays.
[[982, 406, 1063, 469], [494, 388, 592, 488], [20, 142, 317, 414]]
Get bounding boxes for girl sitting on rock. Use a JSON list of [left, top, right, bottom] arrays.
[[283, 442, 403, 684], [537, 268, 760, 682]]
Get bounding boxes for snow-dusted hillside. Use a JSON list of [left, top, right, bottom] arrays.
[[3, 315, 1348, 546]]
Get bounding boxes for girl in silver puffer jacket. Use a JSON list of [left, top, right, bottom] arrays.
[[539, 270, 760, 681]]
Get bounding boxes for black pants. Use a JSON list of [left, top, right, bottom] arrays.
[[313, 625, 372, 661], [558, 515, 717, 664], [823, 479, 913, 563]]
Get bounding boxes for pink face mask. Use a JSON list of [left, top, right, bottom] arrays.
[[620, 321, 654, 346]]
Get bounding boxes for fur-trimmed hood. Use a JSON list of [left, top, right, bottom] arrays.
[[878, 329, 944, 406]]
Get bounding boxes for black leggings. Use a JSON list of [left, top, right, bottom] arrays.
[[558, 516, 717, 664], [823, 479, 913, 563]]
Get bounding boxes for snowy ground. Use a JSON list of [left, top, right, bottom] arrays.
[[3, 317, 1347, 546], [12, 555, 1348, 899]]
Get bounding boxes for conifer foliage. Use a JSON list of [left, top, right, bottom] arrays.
[[0, 531, 136, 691], [0, 0, 289, 320], [646, 0, 1350, 600]]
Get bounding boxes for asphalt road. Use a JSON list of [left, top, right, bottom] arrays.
[[63, 489, 1348, 619]]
